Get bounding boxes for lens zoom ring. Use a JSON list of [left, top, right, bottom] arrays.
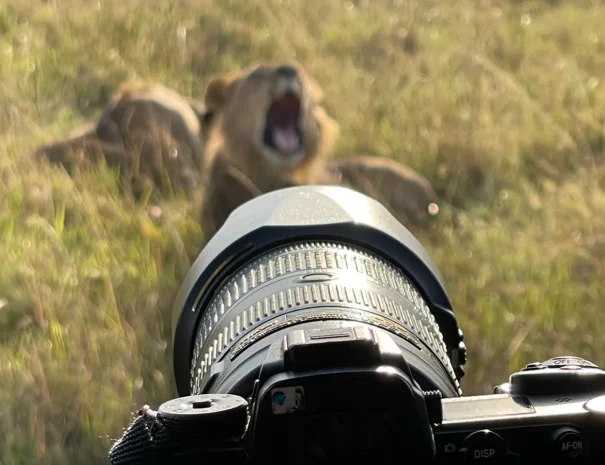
[[190, 242, 456, 392]]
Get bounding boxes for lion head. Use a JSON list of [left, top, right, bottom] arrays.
[[202, 63, 338, 187]]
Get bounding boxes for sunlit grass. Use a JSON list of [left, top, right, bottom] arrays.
[[2, 1, 605, 463]]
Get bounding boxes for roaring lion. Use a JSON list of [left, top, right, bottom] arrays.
[[197, 62, 439, 245], [35, 79, 210, 199], [198, 62, 339, 242]]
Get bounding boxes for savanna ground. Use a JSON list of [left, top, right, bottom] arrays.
[[2, 0, 605, 463]]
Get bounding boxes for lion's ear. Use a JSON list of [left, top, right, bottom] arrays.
[[204, 72, 241, 113]]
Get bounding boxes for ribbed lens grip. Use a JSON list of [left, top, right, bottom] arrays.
[[190, 241, 459, 395]]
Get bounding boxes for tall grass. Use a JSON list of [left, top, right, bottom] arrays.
[[2, 1, 605, 463]]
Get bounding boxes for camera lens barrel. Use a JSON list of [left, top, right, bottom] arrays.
[[189, 240, 460, 398], [172, 185, 466, 398]]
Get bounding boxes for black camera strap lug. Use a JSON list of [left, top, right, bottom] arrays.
[[108, 405, 172, 465]]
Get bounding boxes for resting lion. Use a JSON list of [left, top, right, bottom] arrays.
[[35, 79, 210, 199], [199, 62, 339, 242], [327, 154, 439, 228]]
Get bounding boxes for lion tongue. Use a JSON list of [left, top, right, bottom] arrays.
[[272, 126, 300, 153]]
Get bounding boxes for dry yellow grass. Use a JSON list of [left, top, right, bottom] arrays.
[[2, 1, 605, 463]]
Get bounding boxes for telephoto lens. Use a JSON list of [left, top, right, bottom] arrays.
[[171, 185, 467, 463]]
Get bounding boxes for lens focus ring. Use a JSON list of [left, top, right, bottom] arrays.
[[189, 242, 459, 395]]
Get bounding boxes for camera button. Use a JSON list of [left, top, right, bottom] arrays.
[[552, 427, 586, 458], [584, 394, 605, 416], [459, 429, 508, 461], [522, 362, 545, 371]]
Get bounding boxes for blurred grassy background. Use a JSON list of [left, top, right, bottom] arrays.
[[2, 0, 605, 463]]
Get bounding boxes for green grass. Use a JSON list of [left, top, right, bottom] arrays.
[[2, 0, 605, 463]]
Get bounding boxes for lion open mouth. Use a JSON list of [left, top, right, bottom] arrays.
[[263, 91, 302, 155]]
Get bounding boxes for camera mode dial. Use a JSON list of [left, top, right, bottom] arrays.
[[158, 394, 249, 444], [509, 356, 605, 396]]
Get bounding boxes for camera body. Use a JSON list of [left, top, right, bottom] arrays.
[[158, 339, 605, 464], [109, 185, 605, 465], [435, 356, 605, 462]]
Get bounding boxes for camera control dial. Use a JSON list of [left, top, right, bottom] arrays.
[[158, 394, 249, 444], [509, 356, 605, 396]]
